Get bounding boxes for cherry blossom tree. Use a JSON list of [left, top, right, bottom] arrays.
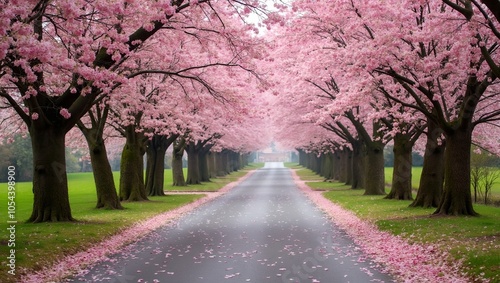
[[276, 0, 500, 215], [364, 1, 500, 215], [0, 0, 277, 222]]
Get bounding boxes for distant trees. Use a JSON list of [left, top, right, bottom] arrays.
[[471, 149, 500, 204]]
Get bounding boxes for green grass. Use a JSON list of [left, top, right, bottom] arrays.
[[295, 168, 325, 182], [384, 166, 423, 189], [289, 164, 500, 282], [0, 165, 259, 282]]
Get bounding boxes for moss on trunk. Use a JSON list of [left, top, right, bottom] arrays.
[[119, 128, 148, 202]]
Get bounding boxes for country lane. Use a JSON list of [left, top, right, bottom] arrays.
[[66, 162, 394, 283]]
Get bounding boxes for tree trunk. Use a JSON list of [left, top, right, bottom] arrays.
[[186, 142, 201, 185], [79, 122, 123, 210], [216, 152, 227, 177], [312, 154, 321, 174], [145, 135, 176, 196], [351, 142, 363, 189], [338, 149, 349, 183], [232, 152, 241, 171], [28, 127, 75, 222], [363, 142, 386, 195], [119, 128, 148, 201], [199, 149, 210, 182], [207, 151, 217, 179], [345, 150, 353, 185], [241, 153, 249, 168], [299, 149, 307, 167], [410, 120, 445, 208], [321, 153, 333, 180], [172, 138, 186, 186], [332, 151, 341, 180], [385, 133, 413, 200], [224, 151, 231, 174], [434, 127, 478, 216], [88, 141, 123, 209]]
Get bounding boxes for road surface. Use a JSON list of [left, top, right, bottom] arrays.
[[67, 162, 393, 283]]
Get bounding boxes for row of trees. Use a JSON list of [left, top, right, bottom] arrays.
[[269, 0, 500, 216], [0, 0, 276, 222]]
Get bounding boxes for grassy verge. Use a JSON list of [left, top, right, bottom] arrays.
[[0, 165, 259, 282], [288, 164, 500, 282]]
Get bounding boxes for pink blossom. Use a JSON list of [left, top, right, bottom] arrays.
[[59, 108, 72, 119], [165, 5, 176, 16], [31, 112, 39, 120], [143, 22, 154, 32]]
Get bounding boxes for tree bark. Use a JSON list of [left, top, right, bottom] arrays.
[[434, 126, 478, 216], [186, 141, 201, 185], [78, 107, 122, 210], [321, 153, 333, 180], [224, 151, 231, 174], [351, 142, 363, 189], [410, 121, 445, 208], [172, 137, 187, 186], [241, 153, 249, 168], [385, 133, 413, 200], [332, 151, 341, 180], [299, 149, 307, 167], [207, 151, 217, 178], [119, 127, 148, 201], [344, 150, 353, 185], [28, 127, 75, 222], [199, 148, 211, 182], [216, 152, 228, 177], [338, 149, 349, 183], [87, 139, 123, 209], [363, 141, 386, 195], [145, 135, 177, 196], [231, 152, 241, 171]]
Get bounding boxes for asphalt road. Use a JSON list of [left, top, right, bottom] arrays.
[[67, 162, 393, 283]]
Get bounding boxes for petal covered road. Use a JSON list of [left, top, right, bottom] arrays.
[[67, 163, 393, 283]]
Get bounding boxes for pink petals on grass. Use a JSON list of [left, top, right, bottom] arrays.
[[291, 170, 478, 283], [21, 170, 256, 283]]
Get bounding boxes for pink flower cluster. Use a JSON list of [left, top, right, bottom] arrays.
[[21, 170, 256, 283], [290, 170, 485, 283], [59, 108, 71, 119]]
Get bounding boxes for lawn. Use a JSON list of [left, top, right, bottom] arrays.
[[287, 164, 500, 282], [0, 165, 260, 283]]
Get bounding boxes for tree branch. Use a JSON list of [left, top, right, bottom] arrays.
[[0, 89, 30, 125], [443, 0, 474, 20]]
